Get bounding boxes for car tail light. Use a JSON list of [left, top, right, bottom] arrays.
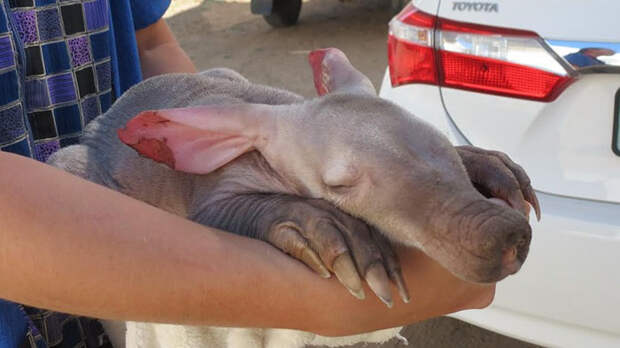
[[388, 4, 574, 101], [387, 6, 437, 86]]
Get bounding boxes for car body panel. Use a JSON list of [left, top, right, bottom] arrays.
[[384, 1, 620, 345], [430, 0, 620, 204], [441, 74, 620, 203], [437, 0, 620, 42], [380, 72, 620, 347], [412, 0, 439, 14], [450, 305, 620, 348], [488, 191, 620, 339]]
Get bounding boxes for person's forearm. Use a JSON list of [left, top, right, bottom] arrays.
[[136, 19, 196, 78], [0, 152, 493, 335]]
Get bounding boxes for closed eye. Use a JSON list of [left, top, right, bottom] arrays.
[[322, 161, 361, 193], [327, 183, 354, 193]]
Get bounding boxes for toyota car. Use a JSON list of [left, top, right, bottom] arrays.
[[379, 1, 620, 347]]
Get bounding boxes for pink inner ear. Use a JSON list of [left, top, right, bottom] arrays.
[[118, 109, 254, 174], [309, 48, 331, 96], [308, 48, 376, 97]]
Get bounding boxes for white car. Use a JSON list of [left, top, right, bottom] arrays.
[[379, 1, 620, 347]]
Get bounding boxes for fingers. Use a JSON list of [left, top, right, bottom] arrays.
[[457, 146, 541, 220]]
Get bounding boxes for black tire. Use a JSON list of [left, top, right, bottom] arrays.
[[263, 0, 302, 27]]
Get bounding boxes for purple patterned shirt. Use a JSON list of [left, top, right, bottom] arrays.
[[0, 0, 113, 162], [0, 0, 171, 347]]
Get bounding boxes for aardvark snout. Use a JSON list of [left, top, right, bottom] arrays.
[[438, 198, 533, 283], [478, 204, 532, 282], [499, 217, 531, 278]]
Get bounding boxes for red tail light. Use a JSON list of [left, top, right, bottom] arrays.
[[388, 6, 437, 86], [388, 4, 574, 102]]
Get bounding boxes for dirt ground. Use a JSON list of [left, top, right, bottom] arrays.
[[165, 1, 541, 347], [164, 0, 391, 97]]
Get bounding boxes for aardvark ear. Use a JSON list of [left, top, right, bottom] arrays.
[[308, 48, 376, 97], [117, 104, 277, 174]]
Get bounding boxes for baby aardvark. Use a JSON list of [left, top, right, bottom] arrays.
[[49, 48, 538, 348]]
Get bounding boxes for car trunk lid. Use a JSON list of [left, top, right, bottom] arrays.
[[435, 0, 620, 203]]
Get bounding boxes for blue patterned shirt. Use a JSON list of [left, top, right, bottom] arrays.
[[0, 0, 171, 347]]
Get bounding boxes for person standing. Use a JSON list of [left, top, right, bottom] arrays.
[[0, 1, 195, 346]]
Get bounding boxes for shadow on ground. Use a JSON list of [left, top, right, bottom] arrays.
[[325, 317, 541, 347], [166, 1, 541, 347]]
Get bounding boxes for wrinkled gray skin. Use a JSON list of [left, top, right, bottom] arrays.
[[48, 58, 533, 307], [48, 68, 402, 304]]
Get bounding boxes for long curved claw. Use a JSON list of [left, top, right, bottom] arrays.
[[456, 145, 542, 221], [269, 224, 331, 278], [394, 274, 411, 304], [488, 149, 542, 221], [504, 188, 530, 219], [300, 248, 332, 279], [523, 185, 541, 221], [262, 198, 407, 306], [328, 212, 401, 308], [365, 264, 393, 308], [333, 253, 365, 300], [372, 230, 411, 304]]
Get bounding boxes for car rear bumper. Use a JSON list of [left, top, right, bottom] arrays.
[[379, 70, 620, 348], [451, 302, 620, 348], [452, 188, 620, 348]]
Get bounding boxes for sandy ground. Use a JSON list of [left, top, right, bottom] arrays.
[[165, 0, 391, 97], [165, 1, 541, 347]]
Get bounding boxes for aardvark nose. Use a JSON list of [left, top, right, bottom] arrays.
[[499, 220, 531, 278]]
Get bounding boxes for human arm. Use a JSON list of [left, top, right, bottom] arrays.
[[0, 152, 493, 336], [136, 18, 196, 78]]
